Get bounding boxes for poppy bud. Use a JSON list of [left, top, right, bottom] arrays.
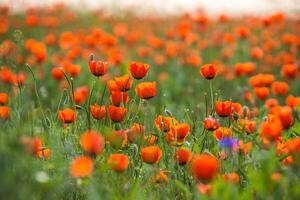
[[141, 146, 162, 164]]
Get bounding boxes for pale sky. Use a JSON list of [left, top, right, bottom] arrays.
[[2, 0, 300, 15]]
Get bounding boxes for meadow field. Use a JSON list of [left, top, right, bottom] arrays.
[[0, 3, 300, 200]]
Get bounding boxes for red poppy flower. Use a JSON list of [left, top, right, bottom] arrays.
[[108, 105, 127, 122], [200, 64, 217, 80], [135, 82, 156, 100], [129, 62, 150, 79]]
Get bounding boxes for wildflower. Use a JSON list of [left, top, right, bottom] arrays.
[[254, 87, 270, 100], [51, 67, 64, 80], [69, 156, 93, 178], [219, 138, 239, 150], [58, 108, 76, 124], [223, 173, 240, 184], [135, 82, 157, 100], [191, 154, 219, 182], [114, 75, 133, 92], [129, 62, 150, 79], [127, 123, 145, 143], [213, 127, 232, 141], [174, 148, 192, 165], [80, 130, 105, 155], [166, 123, 190, 144], [0, 92, 9, 105], [203, 117, 220, 131], [281, 63, 298, 79], [90, 104, 106, 120], [108, 105, 127, 122], [215, 100, 232, 117], [271, 81, 289, 96], [74, 86, 89, 105], [0, 106, 9, 120], [107, 153, 129, 172], [36, 148, 51, 160], [238, 119, 256, 134], [110, 91, 129, 106], [260, 115, 283, 141], [155, 115, 178, 132], [141, 146, 162, 164], [88, 57, 107, 77], [106, 130, 127, 149], [200, 64, 217, 80]]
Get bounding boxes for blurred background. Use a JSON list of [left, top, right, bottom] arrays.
[[1, 0, 300, 15]]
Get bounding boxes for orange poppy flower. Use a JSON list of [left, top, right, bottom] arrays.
[[90, 104, 106, 120], [265, 98, 279, 109], [129, 62, 150, 80], [141, 146, 162, 164], [107, 80, 119, 92], [107, 153, 129, 172], [200, 64, 217, 80], [166, 123, 190, 144], [281, 63, 298, 79], [254, 87, 270, 100], [106, 130, 128, 149], [271, 81, 289, 96], [248, 73, 275, 87], [191, 154, 219, 182], [286, 95, 300, 109], [151, 170, 168, 183], [88, 58, 107, 77], [36, 148, 51, 160], [135, 82, 157, 100], [155, 115, 178, 132], [260, 115, 283, 141], [203, 117, 220, 131], [234, 62, 256, 76], [250, 47, 264, 60], [235, 26, 250, 39], [74, 86, 89, 105], [127, 123, 145, 143], [0, 106, 9, 120], [80, 130, 105, 155], [223, 172, 240, 184], [277, 106, 294, 129], [238, 119, 256, 134], [110, 91, 129, 106], [114, 75, 133, 92], [51, 67, 64, 80], [174, 148, 192, 165], [213, 127, 232, 141], [215, 100, 232, 117], [239, 140, 252, 155], [145, 134, 157, 145], [197, 183, 212, 195], [108, 105, 127, 122], [0, 93, 9, 105], [69, 156, 93, 178], [0, 67, 13, 84], [58, 108, 76, 124]]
